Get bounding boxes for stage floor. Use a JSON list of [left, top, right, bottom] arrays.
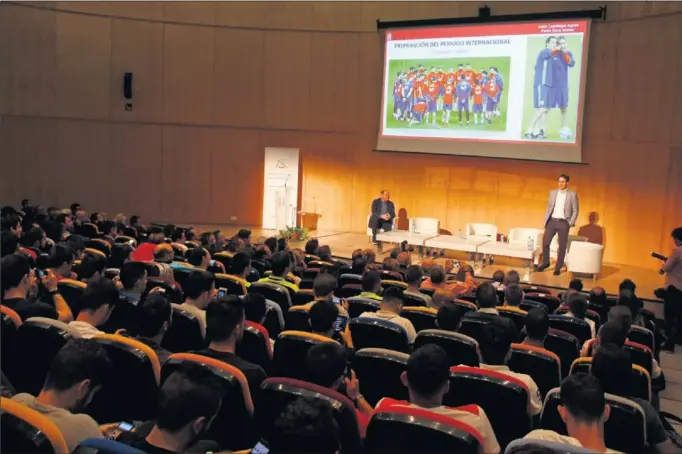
[[194, 225, 665, 303]]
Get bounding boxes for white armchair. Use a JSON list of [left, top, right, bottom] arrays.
[[567, 241, 604, 281], [508, 228, 543, 247], [367, 214, 399, 240], [409, 217, 440, 236], [466, 223, 497, 240]]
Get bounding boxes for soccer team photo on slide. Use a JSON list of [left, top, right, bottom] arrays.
[[384, 58, 511, 131], [522, 34, 582, 141]]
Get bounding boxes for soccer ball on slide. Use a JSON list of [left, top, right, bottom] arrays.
[[559, 127, 572, 140]]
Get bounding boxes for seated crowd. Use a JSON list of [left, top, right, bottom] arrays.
[[1, 201, 679, 454]]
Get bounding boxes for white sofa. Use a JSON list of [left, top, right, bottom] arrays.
[[366, 214, 399, 240]]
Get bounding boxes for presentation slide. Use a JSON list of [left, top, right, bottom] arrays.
[[376, 20, 591, 163]]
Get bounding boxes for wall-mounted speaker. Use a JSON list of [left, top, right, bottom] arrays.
[[123, 72, 133, 99]]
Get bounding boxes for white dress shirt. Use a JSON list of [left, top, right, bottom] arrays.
[[551, 190, 568, 219]]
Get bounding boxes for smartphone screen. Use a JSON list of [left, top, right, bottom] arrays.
[[334, 315, 348, 332], [217, 288, 227, 298], [117, 421, 134, 432], [250, 441, 270, 454], [332, 296, 342, 305], [36, 269, 45, 278]]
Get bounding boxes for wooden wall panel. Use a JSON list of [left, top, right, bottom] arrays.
[[2, 1, 681, 270], [55, 13, 111, 119], [0, 5, 56, 117], [162, 24, 215, 125], [110, 19, 164, 122], [262, 31, 312, 130], [213, 29, 265, 128]]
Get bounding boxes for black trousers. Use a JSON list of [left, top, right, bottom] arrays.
[[663, 285, 682, 342], [369, 215, 392, 241], [542, 218, 570, 271]]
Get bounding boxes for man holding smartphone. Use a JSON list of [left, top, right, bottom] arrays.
[[1, 254, 73, 322], [309, 300, 353, 350], [659, 227, 682, 352]]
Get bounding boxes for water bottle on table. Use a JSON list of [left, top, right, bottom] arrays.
[[527, 236, 535, 251]]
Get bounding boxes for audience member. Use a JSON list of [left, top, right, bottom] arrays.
[[305, 342, 370, 423], [276, 238, 288, 252], [68, 277, 118, 338], [66, 234, 86, 261], [359, 287, 416, 344], [350, 258, 366, 275], [591, 345, 674, 453], [504, 269, 521, 286], [170, 227, 186, 245], [451, 264, 477, 294], [108, 243, 133, 269], [362, 249, 379, 271], [375, 344, 500, 453], [20, 226, 47, 252], [618, 289, 645, 328], [504, 283, 525, 308], [523, 374, 615, 452], [308, 300, 353, 348], [48, 243, 75, 280], [178, 270, 215, 339], [304, 239, 320, 256], [258, 251, 300, 292], [317, 245, 333, 262], [99, 220, 118, 244], [11, 339, 112, 452], [589, 286, 609, 308], [491, 270, 506, 290], [268, 397, 340, 454], [619, 278, 637, 294], [421, 258, 435, 275], [462, 283, 519, 341], [264, 237, 277, 255], [475, 323, 542, 415], [187, 247, 211, 270], [243, 293, 268, 326], [77, 252, 107, 282], [1, 254, 73, 322], [431, 288, 454, 310], [153, 244, 175, 266], [523, 309, 550, 349], [569, 278, 584, 293], [131, 226, 164, 262], [193, 296, 267, 395], [1, 231, 20, 257], [350, 248, 363, 261], [119, 261, 148, 303], [130, 363, 224, 454], [199, 232, 216, 250], [436, 304, 464, 332], [397, 251, 411, 268], [229, 252, 252, 287], [565, 293, 596, 338], [308, 273, 349, 316], [404, 265, 434, 307], [135, 291, 173, 364], [358, 271, 382, 301]]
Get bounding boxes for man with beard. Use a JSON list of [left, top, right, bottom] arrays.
[[11, 339, 113, 452]]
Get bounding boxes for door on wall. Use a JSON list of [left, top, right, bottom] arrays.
[[262, 148, 299, 230]]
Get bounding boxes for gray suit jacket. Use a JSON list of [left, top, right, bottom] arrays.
[[544, 189, 579, 227]]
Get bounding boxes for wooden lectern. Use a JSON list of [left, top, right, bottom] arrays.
[[299, 212, 321, 231]]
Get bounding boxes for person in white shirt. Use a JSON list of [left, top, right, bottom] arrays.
[[376, 344, 500, 453], [537, 173, 579, 276], [475, 323, 543, 415], [564, 293, 596, 339], [524, 373, 619, 453], [177, 269, 215, 339], [358, 287, 417, 344], [68, 277, 118, 339]]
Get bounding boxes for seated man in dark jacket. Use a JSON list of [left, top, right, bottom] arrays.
[[368, 190, 395, 244], [462, 282, 519, 342]]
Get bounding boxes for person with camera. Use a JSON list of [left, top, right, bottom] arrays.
[[1, 253, 73, 322], [658, 227, 682, 352]]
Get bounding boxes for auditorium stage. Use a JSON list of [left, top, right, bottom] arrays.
[[193, 225, 665, 305]]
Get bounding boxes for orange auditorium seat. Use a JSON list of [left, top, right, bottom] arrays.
[[366, 402, 483, 454], [349, 317, 410, 353], [569, 357, 651, 402], [285, 305, 312, 332], [162, 353, 255, 451], [508, 344, 561, 399], [161, 305, 206, 353], [256, 378, 363, 452], [272, 331, 337, 380], [400, 306, 437, 333], [544, 329, 580, 378], [88, 334, 160, 423], [445, 365, 531, 448], [352, 348, 409, 406], [235, 320, 273, 371], [414, 330, 479, 367], [0, 397, 69, 454]]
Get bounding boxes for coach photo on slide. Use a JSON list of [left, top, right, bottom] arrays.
[[537, 174, 579, 275], [369, 190, 395, 244]]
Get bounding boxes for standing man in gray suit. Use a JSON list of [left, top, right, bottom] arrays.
[[537, 174, 579, 275]]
